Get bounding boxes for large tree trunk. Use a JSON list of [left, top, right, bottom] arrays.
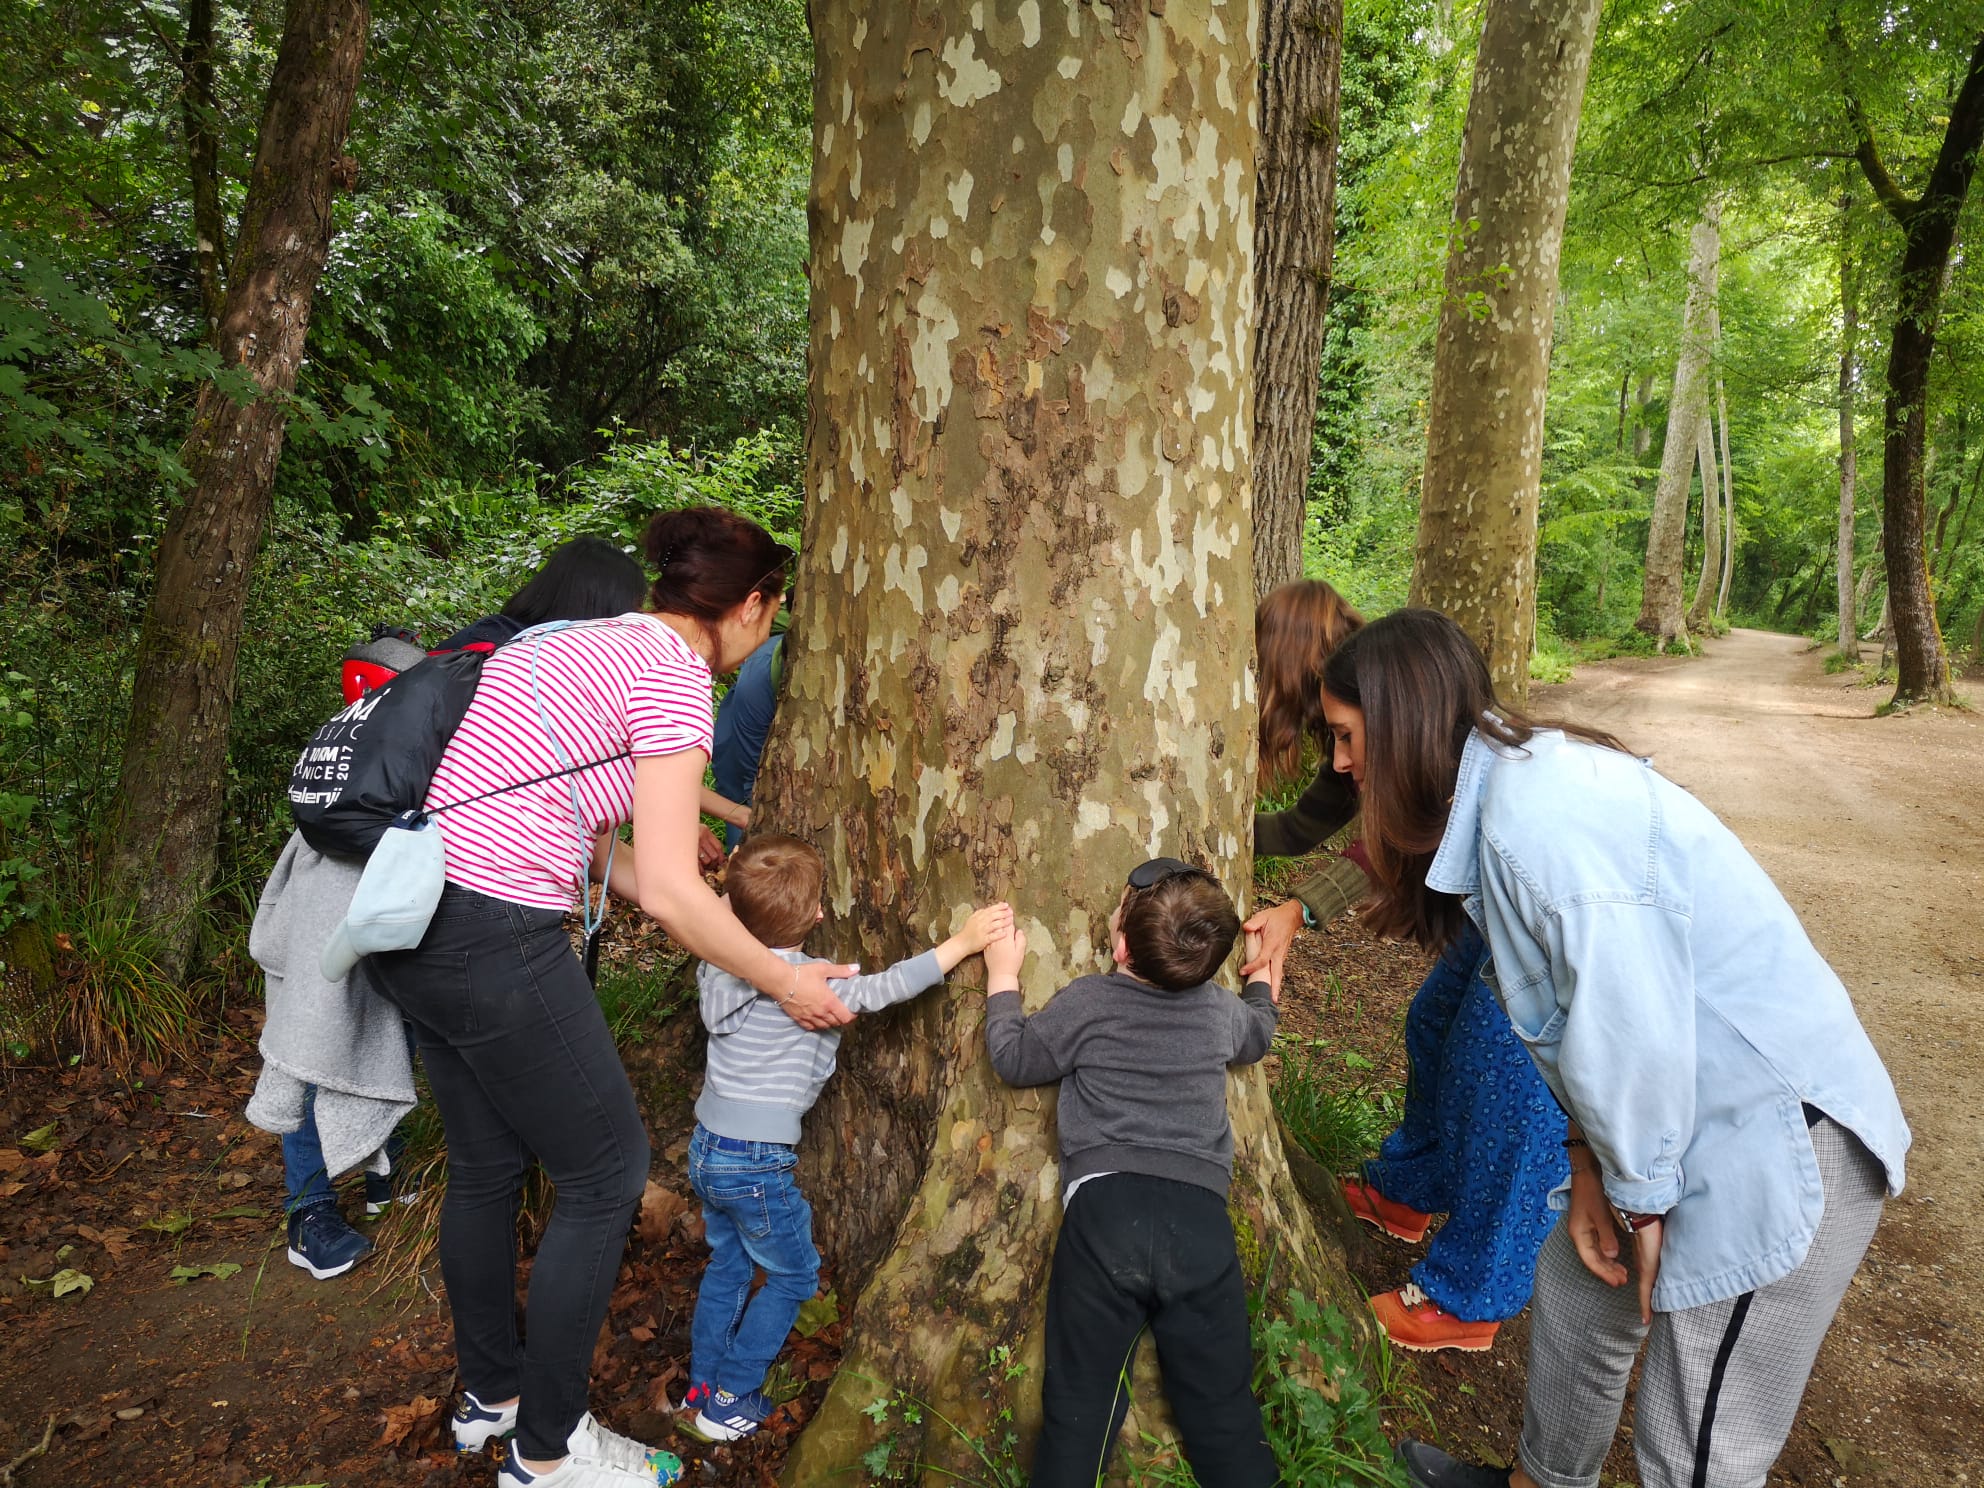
[[761, 6, 1356, 1480], [1408, 0, 1603, 702], [1846, 30, 1984, 704], [100, 0, 368, 965], [1635, 206, 1720, 648], [1252, 0, 1345, 599], [1686, 410, 1720, 633]]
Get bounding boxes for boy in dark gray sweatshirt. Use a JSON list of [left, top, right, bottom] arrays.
[[984, 858, 1279, 1488]]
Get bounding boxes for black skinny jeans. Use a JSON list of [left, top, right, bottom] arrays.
[[1033, 1173, 1277, 1488], [368, 884, 649, 1460]]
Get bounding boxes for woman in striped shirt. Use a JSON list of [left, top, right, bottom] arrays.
[[367, 507, 854, 1488]]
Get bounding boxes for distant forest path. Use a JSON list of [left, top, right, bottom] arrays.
[[1539, 627, 1984, 1483]]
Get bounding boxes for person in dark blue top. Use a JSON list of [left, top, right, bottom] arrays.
[[710, 629, 782, 849]]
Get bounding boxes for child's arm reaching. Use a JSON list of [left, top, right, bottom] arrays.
[[933, 903, 1013, 974], [831, 902, 1013, 1015], [983, 925, 1075, 1087]]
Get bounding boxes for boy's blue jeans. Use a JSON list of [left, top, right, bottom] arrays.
[[687, 1124, 820, 1396]]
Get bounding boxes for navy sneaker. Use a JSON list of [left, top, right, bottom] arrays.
[[1396, 1440, 1514, 1488], [452, 1390, 518, 1453], [285, 1202, 374, 1280], [693, 1386, 774, 1442], [674, 1381, 711, 1416], [363, 1163, 419, 1216]]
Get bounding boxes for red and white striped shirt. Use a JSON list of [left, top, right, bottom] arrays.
[[424, 615, 714, 910]]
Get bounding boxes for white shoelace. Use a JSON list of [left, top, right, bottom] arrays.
[[1398, 1283, 1435, 1311], [572, 1413, 668, 1476]]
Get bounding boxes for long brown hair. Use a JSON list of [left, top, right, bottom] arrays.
[[1257, 580, 1364, 788], [1321, 609, 1629, 951]]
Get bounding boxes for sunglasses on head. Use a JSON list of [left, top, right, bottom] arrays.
[[1126, 857, 1211, 890], [750, 548, 795, 599]]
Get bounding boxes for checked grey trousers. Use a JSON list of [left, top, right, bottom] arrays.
[[1519, 1117, 1887, 1488]]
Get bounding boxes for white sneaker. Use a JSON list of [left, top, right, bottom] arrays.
[[495, 1411, 683, 1487], [452, 1391, 518, 1453]]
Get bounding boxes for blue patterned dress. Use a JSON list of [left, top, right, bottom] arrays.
[[1361, 923, 1568, 1323]]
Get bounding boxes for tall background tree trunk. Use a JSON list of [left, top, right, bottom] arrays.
[[100, 0, 369, 965], [1715, 375, 1735, 617], [1686, 410, 1720, 633], [1635, 206, 1720, 648], [1408, 0, 1604, 702], [760, 5, 1355, 1479], [1843, 29, 1984, 703], [1252, 0, 1345, 599], [182, 0, 227, 341]]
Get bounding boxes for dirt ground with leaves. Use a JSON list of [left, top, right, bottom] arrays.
[[0, 629, 1976, 1488]]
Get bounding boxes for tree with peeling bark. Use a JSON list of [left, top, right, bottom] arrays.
[[1252, 0, 1345, 599], [752, 4, 1358, 1479], [1408, 0, 1604, 702], [1636, 206, 1720, 649], [101, 0, 369, 966], [1834, 24, 1984, 706]]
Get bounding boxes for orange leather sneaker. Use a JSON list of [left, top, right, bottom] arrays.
[[1370, 1285, 1500, 1353], [1340, 1177, 1432, 1243]]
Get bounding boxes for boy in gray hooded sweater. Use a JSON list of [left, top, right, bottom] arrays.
[[683, 833, 1009, 1443]]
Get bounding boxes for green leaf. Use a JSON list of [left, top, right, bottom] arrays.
[[794, 1289, 839, 1338], [168, 1261, 242, 1284], [22, 1267, 93, 1297], [208, 1205, 267, 1221], [142, 1212, 195, 1237], [18, 1121, 59, 1152]]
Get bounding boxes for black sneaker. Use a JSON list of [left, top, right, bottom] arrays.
[[1396, 1441, 1514, 1488], [286, 1202, 374, 1280]]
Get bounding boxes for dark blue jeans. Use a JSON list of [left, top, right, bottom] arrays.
[[1034, 1174, 1275, 1488], [687, 1124, 820, 1396], [1363, 924, 1568, 1322], [280, 1023, 416, 1213], [367, 884, 650, 1461]]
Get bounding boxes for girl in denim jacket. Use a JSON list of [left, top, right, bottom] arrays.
[[1319, 610, 1908, 1488]]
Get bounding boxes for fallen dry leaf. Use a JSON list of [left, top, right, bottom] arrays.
[[636, 1180, 688, 1245], [377, 1394, 447, 1451]]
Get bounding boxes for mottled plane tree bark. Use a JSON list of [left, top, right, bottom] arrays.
[[754, 3, 1357, 1480], [101, 0, 369, 966], [1838, 25, 1984, 704], [1636, 206, 1720, 649], [1409, 0, 1604, 702], [1252, 0, 1345, 598]]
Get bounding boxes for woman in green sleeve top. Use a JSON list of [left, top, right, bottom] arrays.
[[1243, 582, 1565, 1353]]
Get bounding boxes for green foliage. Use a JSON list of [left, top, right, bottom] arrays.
[[1271, 1030, 1405, 1180], [1123, 1285, 1406, 1488]]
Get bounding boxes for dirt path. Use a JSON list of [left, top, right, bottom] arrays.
[[1541, 630, 1984, 1485]]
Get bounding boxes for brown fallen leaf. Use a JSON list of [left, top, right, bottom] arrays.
[[377, 1394, 447, 1451], [636, 1180, 688, 1245]]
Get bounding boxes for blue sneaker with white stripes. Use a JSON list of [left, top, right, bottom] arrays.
[[452, 1390, 518, 1453], [693, 1387, 774, 1442]]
